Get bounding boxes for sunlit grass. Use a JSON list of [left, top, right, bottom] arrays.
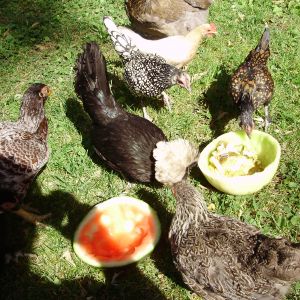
[[0, 0, 299, 299]]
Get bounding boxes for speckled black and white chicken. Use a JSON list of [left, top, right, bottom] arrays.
[[230, 27, 274, 137], [103, 16, 191, 120], [0, 84, 51, 224], [153, 139, 300, 300], [74, 42, 167, 182]]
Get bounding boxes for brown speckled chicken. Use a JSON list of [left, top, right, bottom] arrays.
[[153, 139, 300, 300], [74, 42, 167, 182], [0, 83, 51, 224], [125, 0, 214, 38], [103, 16, 191, 120], [230, 27, 274, 137]]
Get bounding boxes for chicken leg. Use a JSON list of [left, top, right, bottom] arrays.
[[161, 91, 172, 111], [142, 106, 153, 122], [13, 205, 51, 225], [264, 104, 271, 132]]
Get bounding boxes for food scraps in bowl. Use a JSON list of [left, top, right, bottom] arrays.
[[209, 142, 264, 177]]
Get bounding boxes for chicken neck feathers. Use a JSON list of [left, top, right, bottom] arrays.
[[0, 84, 49, 208]]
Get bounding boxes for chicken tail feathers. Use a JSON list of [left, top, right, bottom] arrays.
[[256, 235, 300, 282], [103, 16, 138, 60], [74, 42, 122, 125], [255, 26, 270, 52], [153, 139, 199, 185]]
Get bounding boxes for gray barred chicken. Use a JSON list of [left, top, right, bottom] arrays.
[[103, 16, 191, 120], [0, 84, 51, 224], [153, 139, 300, 300], [230, 27, 274, 137]]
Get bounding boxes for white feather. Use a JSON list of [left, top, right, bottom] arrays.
[[153, 139, 199, 185]]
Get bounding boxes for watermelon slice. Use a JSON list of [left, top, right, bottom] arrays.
[[73, 196, 161, 267]]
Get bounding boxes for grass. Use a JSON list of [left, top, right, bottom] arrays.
[[0, 0, 300, 299]]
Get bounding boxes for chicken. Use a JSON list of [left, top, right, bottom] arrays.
[[110, 21, 217, 68], [0, 83, 51, 224], [74, 42, 167, 183], [103, 16, 191, 120], [125, 0, 214, 38], [230, 27, 274, 137], [153, 139, 300, 300]]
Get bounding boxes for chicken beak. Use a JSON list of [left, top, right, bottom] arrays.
[[207, 23, 217, 37], [185, 84, 192, 93], [245, 124, 253, 138]]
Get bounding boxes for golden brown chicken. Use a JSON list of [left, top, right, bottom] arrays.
[[0, 84, 51, 224], [230, 27, 274, 137], [125, 0, 214, 38], [154, 139, 300, 300]]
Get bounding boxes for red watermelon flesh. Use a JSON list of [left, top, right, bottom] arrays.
[[77, 203, 157, 262]]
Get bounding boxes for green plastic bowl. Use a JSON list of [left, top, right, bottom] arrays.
[[198, 130, 281, 195]]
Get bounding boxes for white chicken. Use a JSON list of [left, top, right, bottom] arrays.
[[104, 17, 217, 68]]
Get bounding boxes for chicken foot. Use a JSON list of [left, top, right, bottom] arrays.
[[161, 91, 172, 111], [141, 92, 172, 122], [142, 105, 153, 122], [13, 205, 51, 225]]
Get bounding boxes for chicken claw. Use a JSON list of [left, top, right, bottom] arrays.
[[161, 91, 172, 111], [13, 206, 51, 225]]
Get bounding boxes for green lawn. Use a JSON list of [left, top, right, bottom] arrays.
[[0, 0, 300, 299]]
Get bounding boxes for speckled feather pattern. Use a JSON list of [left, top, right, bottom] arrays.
[[230, 53, 274, 109], [103, 17, 185, 98], [169, 186, 300, 300], [0, 84, 49, 211], [154, 141, 300, 300], [124, 51, 181, 97], [230, 30, 274, 110]]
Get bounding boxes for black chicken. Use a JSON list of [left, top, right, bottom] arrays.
[[103, 16, 191, 120], [0, 83, 51, 224], [74, 42, 167, 182], [230, 27, 274, 137]]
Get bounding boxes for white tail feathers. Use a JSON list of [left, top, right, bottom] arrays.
[[153, 139, 199, 185], [103, 16, 138, 59]]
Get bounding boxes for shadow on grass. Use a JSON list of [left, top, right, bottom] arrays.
[[0, 0, 62, 57], [199, 66, 239, 138], [136, 188, 186, 289], [0, 185, 169, 299], [0, 0, 107, 59], [65, 97, 117, 175]]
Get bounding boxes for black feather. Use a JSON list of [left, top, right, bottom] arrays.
[[74, 42, 167, 182]]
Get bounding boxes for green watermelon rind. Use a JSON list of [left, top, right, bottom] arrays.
[[198, 130, 281, 195], [73, 196, 161, 267]]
